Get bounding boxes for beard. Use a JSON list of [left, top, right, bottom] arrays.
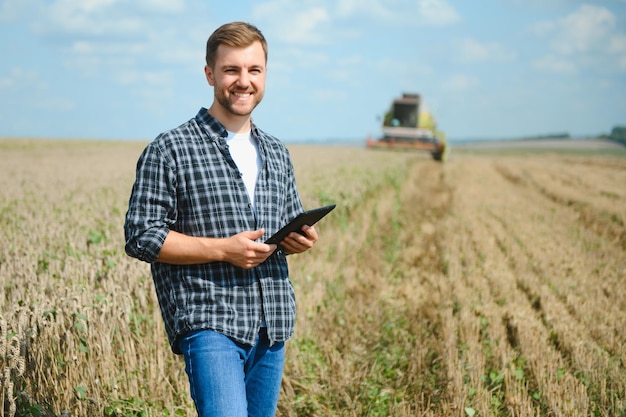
[[214, 87, 264, 117]]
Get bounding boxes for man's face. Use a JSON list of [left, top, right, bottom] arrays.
[[205, 41, 266, 119]]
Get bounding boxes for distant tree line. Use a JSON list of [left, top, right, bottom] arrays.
[[602, 126, 626, 146], [522, 132, 570, 140]]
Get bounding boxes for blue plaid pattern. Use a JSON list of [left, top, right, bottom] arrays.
[[124, 108, 304, 353]]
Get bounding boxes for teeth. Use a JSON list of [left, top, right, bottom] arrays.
[[234, 92, 250, 98]]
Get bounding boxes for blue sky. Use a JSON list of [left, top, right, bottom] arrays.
[[1, 0, 625, 142]]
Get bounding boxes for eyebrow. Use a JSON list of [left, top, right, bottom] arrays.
[[220, 64, 265, 72]]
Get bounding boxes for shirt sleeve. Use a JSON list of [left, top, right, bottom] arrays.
[[124, 140, 177, 263], [284, 149, 304, 220]]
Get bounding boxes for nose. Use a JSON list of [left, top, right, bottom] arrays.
[[236, 70, 250, 88]]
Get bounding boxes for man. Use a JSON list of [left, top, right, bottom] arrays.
[[124, 21, 318, 417]]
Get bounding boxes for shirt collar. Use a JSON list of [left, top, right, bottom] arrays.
[[195, 107, 262, 141]]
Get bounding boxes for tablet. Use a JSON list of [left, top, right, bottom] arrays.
[[265, 204, 336, 245]]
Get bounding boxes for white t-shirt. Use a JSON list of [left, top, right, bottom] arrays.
[[226, 130, 261, 208]]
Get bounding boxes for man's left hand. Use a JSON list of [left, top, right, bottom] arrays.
[[280, 225, 318, 254]]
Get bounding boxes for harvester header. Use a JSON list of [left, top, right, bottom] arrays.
[[366, 92, 448, 161]]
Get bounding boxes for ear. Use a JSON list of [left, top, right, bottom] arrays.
[[204, 65, 215, 86]]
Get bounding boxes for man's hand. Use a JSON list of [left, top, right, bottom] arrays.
[[280, 225, 318, 255], [223, 229, 277, 269], [156, 229, 276, 267]]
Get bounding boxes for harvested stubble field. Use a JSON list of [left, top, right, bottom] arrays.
[[1, 138, 625, 417]]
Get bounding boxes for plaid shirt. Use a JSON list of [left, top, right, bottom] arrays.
[[124, 108, 304, 353]]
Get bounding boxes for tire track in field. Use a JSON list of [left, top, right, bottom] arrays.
[[284, 155, 415, 415], [486, 207, 622, 415], [328, 157, 457, 414], [442, 217, 536, 416], [378, 158, 456, 413], [448, 200, 550, 415], [287, 151, 625, 416], [355, 156, 458, 414], [286, 153, 455, 415], [409, 158, 547, 415], [490, 157, 625, 415], [445, 157, 600, 416], [493, 158, 626, 355], [494, 158, 626, 250]]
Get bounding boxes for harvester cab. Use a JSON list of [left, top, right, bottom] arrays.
[[366, 93, 448, 161]]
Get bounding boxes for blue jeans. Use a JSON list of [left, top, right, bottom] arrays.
[[178, 328, 285, 417]]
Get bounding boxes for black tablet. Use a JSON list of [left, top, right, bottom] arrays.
[[265, 204, 336, 245]]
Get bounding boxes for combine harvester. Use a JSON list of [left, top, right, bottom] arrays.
[[366, 92, 448, 161]]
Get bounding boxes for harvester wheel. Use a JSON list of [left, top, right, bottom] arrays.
[[431, 144, 449, 162]]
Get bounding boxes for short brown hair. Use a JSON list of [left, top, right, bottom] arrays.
[[205, 22, 268, 68]]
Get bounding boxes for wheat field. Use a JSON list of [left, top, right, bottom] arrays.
[[1, 139, 624, 417]]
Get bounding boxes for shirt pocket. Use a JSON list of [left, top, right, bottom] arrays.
[[260, 159, 288, 214]]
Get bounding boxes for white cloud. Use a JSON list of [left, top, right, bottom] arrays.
[[442, 74, 480, 91], [63, 40, 148, 77], [417, 0, 460, 26], [41, 0, 145, 36], [113, 69, 173, 86], [34, 96, 76, 112], [532, 4, 626, 73], [253, 1, 331, 45], [0, 67, 75, 116], [136, 0, 186, 13], [372, 56, 433, 78], [7, 0, 208, 97], [0, 0, 36, 21], [30, 0, 189, 38], [0, 67, 46, 90], [310, 88, 347, 102], [532, 55, 577, 74], [335, 0, 395, 20], [608, 33, 626, 54], [325, 55, 363, 82], [456, 38, 517, 63], [551, 5, 615, 55], [253, 0, 459, 46], [272, 47, 330, 72], [70, 40, 146, 56], [336, 0, 459, 26]]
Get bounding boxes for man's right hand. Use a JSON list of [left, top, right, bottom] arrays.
[[223, 229, 277, 269], [156, 229, 277, 267]]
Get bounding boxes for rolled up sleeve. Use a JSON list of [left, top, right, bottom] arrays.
[[124, 140, 177, 263]]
